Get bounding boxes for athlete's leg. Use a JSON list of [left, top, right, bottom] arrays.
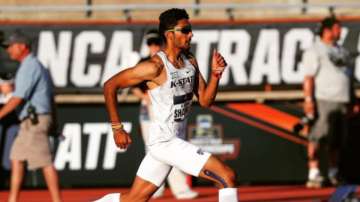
[[95, 177, 159, 202], [139, 119, 164, 198], [198, 156, 238, 202], [149, 138, 238, 202], [95, 153, 171, 202], [167, 167, 198, 199], [151, 139, 236, 188], [198, 155, 236, 188], [151, 183, 165, 198], [121, 177, 158, 202], [125, 151, 172, 201]]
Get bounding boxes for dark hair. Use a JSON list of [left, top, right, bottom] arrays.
[[158, 8, 189, 43], [145, 29, 162, 46], [318, 16, 340, 36], [0, 72, 15, 83]]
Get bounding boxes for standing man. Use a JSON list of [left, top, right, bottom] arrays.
[[0, 31, 62, 202], [97, 8, 238, 202], [132, 29, 198, 199], [0, 73, 19, 186], [302, 16, 358, 188]]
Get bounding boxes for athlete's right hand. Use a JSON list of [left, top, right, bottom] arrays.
[[113, 129, 132, 149]]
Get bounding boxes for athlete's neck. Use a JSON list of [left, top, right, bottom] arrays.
[[163, 46, 184, 66]]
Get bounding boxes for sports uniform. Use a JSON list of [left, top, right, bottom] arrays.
[[137, 51, 211, 186], [96, 8, 238, 202]]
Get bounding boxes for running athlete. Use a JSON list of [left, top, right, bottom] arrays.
[[132, 29, 198, 199], [96, 8, 238, 202]]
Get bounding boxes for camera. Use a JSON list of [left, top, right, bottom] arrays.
[[0, 72, 15, 81], [293, 115, 315, 134], [27, 105, 38, 125], [328, 46, 350, 67]]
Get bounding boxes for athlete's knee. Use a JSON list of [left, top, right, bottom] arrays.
[[223, 166, 237, 187], [203, 166, 236, 188]]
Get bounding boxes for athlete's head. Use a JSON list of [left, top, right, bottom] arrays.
[[159, 8, 193, 49], [319, 16, 341, 42]]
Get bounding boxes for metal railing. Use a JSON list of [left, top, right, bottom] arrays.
[[0, 2, 360, 20]]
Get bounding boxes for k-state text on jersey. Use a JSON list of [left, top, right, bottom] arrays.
[[170, 76, 194, 88]]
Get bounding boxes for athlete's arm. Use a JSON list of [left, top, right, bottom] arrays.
[[192, 50, 227, 107], [103, 57, 163, 149]]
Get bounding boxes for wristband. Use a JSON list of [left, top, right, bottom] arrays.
[[212, 72, 222, 79], [111, 123, 124, 131]]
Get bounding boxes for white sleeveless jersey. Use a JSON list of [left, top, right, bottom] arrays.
[[147, 51, 196, 145]]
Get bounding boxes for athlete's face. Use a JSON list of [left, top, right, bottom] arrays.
[[168, 19, 193, 50]]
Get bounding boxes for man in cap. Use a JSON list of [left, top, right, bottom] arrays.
[[302, 16, 358, 188], [0, 30, 62, 202]]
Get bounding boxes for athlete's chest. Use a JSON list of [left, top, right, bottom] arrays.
[[168, 66, 195, 92]]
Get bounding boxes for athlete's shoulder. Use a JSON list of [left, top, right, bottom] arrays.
[[147, 54, 165, 76]]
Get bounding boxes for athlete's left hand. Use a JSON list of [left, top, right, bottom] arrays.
[[211, 49, 227, 78], [113, 129, 132, 149]]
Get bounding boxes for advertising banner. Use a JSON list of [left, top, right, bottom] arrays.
[[2, 102, 310, 188], [1, 19, 360, 188], [1, 19, 360, 93], [1, 101, 359, 188]]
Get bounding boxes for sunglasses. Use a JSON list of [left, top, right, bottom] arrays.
[[167, 25, 192, 34]]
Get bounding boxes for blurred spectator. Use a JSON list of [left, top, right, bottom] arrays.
[[302, 16, 358, 188], [131, 29, 198, 199], [0, 73, 19, 187], [0, 30, 62, 202]]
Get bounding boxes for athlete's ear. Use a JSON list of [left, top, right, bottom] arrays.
[[165, 31, 173, 41]]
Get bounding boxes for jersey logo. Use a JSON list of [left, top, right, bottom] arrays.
[[170, 76, 194, 88], [170, 72, 179, 79]]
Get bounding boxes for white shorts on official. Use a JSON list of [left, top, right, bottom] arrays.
[[136, 137, 211, 186]]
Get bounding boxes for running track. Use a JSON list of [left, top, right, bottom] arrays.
[[1, 186, 359, 202]]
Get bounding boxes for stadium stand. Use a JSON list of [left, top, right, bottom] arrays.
[[0, 0, 359, 20]]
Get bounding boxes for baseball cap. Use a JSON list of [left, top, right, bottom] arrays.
[[0, 72, 15, 84], [2, 30, 31, 48], [145, 29, 162, 46]]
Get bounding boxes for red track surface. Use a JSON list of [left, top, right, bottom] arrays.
[[0, 186, 359, 202]]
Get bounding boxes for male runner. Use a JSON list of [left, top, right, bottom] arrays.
[[96, 8, 238, 202], [132, 29, 198, 199]]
